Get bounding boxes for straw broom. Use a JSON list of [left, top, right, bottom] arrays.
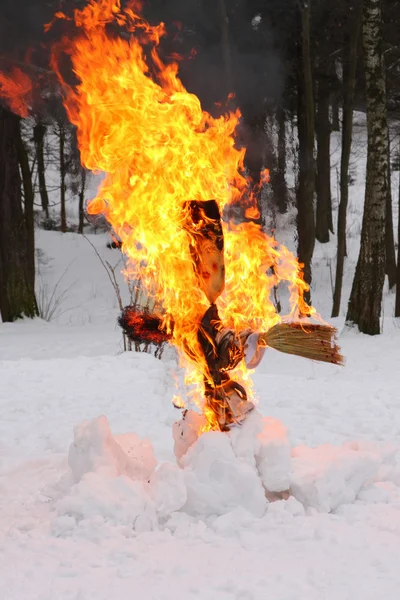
[[258, 322, 344, 366]]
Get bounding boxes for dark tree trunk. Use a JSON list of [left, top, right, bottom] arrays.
[[331, 92, 340, 132], [59, 122, 67, 233], [0, 106, 38, 322], [218, 0, 233, 96], [332, 1, 361, 318], [15, 121, 35, 289], [78, 168, 86, 234], [33, 123, 49, 219], [385, 135, 396, 289], [315, 77, 332, 243], [346, 0, 388, 335], [276, 105, 289, 214], [296, 0, 315, 306], [395, 168, 400, 317], [242, 113, 267, 225]]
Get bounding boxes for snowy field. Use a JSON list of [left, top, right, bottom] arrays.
[[1, 121, 400, 599]]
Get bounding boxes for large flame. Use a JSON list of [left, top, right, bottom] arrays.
[[51, 0, 313, 427]]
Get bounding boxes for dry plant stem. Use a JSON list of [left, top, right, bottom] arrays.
[[83, 234, 127, 350], [259, 322, 344, 365]]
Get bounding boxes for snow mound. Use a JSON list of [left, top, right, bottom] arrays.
[[55, 412, 387, 535], [229, 412, 291, 493], [181, 430, 267, 518], [68, 415, 157, 482], [54, 473, 157, 536], [290, 444, 380, 512], [148, 462, 187, 518], [174, 410, 291, 518]]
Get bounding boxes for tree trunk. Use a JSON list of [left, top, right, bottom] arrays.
[[33, 123, 49, 219], [346, 0, 388, 335], [315, 77, 332, 243], [332, 1, 361, 318], [78, 168, 86, 234], [296, 0, 315, 306], [395, 166, 400, 317], [59, 122, 67, 233], [218, 0, 233, 96], [15, 121, 35, 289], [0, 106, 38, 322], [331, 92, 340, 132], [385, 134, 396, 288], [276, 105, 289, 214]]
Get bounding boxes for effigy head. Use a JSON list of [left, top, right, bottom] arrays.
[[183, 200, 225, 305]]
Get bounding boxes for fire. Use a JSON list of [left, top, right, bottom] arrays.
[[0, 67, 32, 118], [50, 0, 314, 428]]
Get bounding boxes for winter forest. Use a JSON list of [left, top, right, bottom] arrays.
[[1, 1, 400, 599]]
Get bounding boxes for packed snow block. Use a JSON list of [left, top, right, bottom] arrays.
[[181, 431, 268, 518], [173, 410, 207, 466], [114, 432, 157, 481], [229, 411, 291, 493], [55, 472, 157, 533], [148, 462, 187, 518], [68, 415, 156, 482], [290, 444, 380, 513]]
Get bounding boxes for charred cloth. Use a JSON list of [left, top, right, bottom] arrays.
[[118, 306, 172, 346]]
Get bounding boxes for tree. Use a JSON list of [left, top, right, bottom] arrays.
[[385, 133, 396, 289], [332, 0, 362, 318], [33, 122, 50, 219], [296, 0, 315, 305], [0, 105, 38, 322], [275, 105, 289, 213], [315, 73, 332, 243], [314, 1, 336, 244], [396, 171, 400, 317], [346, 0, 388, 335]]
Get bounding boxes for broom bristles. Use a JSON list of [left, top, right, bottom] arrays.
[[259, 322, 344, 366]]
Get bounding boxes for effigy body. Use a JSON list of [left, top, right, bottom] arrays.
[[119, 199, 343, 432], [184, 200, 262, 430]]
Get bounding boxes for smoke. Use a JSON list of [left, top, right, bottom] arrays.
[[0, 1, 60, 58], [0, 0, 286, 183], [1, 0, 285, 117], [142, 0, 285, 117]]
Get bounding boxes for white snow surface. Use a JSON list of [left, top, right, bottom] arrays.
[[1, 126, 400, 598], [1, 244, 400, 600]]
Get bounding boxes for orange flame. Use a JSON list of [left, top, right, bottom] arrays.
[[0, 67, 32, 118], [51, 0, 314, 427]]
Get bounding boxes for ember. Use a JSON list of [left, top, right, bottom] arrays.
[[49, 0, 343, 430]]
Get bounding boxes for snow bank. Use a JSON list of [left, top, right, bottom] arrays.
[[181, 430, 267, 518], [55, 410, 389, 535], [54, 473, 157, 536], [68, 415, 157, 482], [290, 444, 379, 512], [172, 409, 291, 518]]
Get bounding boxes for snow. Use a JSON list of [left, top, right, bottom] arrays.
[[1, 119, 400, 598]]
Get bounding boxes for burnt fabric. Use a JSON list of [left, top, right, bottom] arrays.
[[198, 304, 254, 430]]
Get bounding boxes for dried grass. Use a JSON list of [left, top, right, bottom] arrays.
[[259, 322, 344, 365]]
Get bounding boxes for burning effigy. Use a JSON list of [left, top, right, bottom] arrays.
[[47, 0, 343, 435]]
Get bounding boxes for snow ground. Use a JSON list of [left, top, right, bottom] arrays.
[[1, 230, 400, 600], [1, 118, 400, 599]]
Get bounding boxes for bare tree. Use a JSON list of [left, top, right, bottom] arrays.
[[33, 122, 50, 219], [385, 133, 396, 288], [0, 106, 38, 321], [396, 160, 400, 317], [332, 0, 362, 317], [346, 0, 388, 334], [296, 0, 315, 305]]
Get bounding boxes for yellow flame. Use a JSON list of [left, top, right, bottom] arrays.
[[51, 0, 314, 427]]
